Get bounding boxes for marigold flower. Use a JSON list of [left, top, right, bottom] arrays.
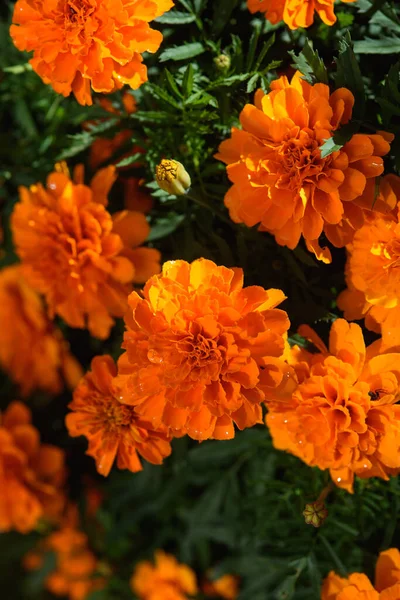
[[248, 0, 357, 30], [10, 0, 174, 106], [216, 72, 394, 263], [155, 159, 191, 196], [124, 177, 154, 214], [0, 401, 66, 534], [130, 550, 198, 600], [11, 163, 160, 339], [203, 574, 239, 599], [321, 548, 400, 600], [265, 319, 400, 493], [338, 177, 400, 349], [117, 258, 290, 441], [66, 355, 172, 477], [0, 265, 82, 396], [25, 505, 105, 600]]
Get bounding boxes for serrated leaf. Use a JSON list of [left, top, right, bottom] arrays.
[[159, 42, 205, 62], [334, 32, 365, 119], [289, 40, 328, 85], [246, 73, 260, 94], [354, 36, 400, 54], [182, 63, 195, 96], [320, 137, 343, 158], [147, 214, 185, 241], [115, 152, 143, 168], [164, 68, 183, 98], [155, 10, 196, 24]]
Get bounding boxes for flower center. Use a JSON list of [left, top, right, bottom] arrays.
[[63, 0, 95, 31], [274, 129, 328, 190], [100, 399, 134, 431], [178, 332, 222, 368]]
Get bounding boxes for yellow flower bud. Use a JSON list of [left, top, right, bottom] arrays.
[[303, 501, 328, 528], [155, 159, 191, 196], [214, 54, 231, 71]]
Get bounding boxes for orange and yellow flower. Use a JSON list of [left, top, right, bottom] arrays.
[[0, 265, 82, 396], [130, 550, 198, 600], [203, 574, 239, 599], [338, 177, 400, 349], [11, 163, 160, 339], [116, 258, 290, 441], [216, 72, 394, 263], [10, 0, 174, 105], [25, 505, 105, 600], [66, 355, 172, 477], [265, 319, 400, 492], [248, 0, 357, 30], [321, 548, 400, 600], [0, 401, 66, 533]]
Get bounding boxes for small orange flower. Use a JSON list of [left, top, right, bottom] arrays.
[[0, 401, 66, 534], [130, 550, 198, 600], [203, 574, 239, 599], [265, 319, 400, 492], [116, 258, 290, 441], [66, 355, 172, 477], [321, 548, 400, 600], [0, 265, 82, 396], [338, 177, 400, 349], [10, 0, 174, 105], [11, 163, 160, 339], [216, 72, 394, 263], [248, 0, 357, 30], [25, 506, 105, 600]]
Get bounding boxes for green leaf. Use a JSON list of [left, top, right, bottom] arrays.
[[164, 68, 183, 98], [212, 0, 240, 37], [159, 42, 205, 62], [182, 63, 195, 96], [289, 40, 328, 85], [320, 137, 343, 159], [155, 10, 196, 24], [354, 36, 400, 54], [334, 32, 365, 119], [246, 22, 262, 72], [115, 152, 143, 168], [147, 214, 185, 241]]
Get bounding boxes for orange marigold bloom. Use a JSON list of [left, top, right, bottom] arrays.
[[0, 265, 82, 396], [203, 574, 239, 599], [216, 72, 394, 264], [124, 177, 154, 214], [0, 401, 66, 533], [130, 550, 198, 600], [11, 163, 161, 339], [25, 506, 105, 600], [10, 0, 174, 106], [116, 258, 290, 441], [248, 0, 357, 30], [321, 548, 400, 600], [265, 319, 400, 493], [338, 177, 400, 349], [66, 355, 172, 477]]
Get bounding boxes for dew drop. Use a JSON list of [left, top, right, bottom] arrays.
[[336, 477, 342, 483]]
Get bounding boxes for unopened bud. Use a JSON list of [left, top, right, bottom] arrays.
[[155, 159, 191, 196], [303, 501, 328, 528], [214, 54, 231, 71]]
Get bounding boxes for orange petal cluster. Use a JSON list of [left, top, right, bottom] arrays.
[[25, 506, 105, 600], [321, 548, 400, 599], [0, 401, 66, 533], [0, 265, 82, 396], [10, 0, 174, 105], [116, 258, 290, 441], [130, 550, 198, 600], [338, 177, 400, 349], [11, 163, 160, 339], [265, 319, 400, 492], [66, 355, 172, 477], [247, 0, 357, 29], [216, 72, 393, 263], [203, 574, 239, 599]]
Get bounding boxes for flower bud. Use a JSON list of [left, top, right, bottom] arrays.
[[303, 501, 328, 528], [155, 159, 191, 196], [214, 54, 231, 71]]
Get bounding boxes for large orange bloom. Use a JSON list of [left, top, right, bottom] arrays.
[[66, 355, 172, 477], [0, 265, 82, 396], [130, 550, 198, 600], [0, 401, 66, 533], [248, 0, 357, 30], [265, 319, 400, 492], [11, 163, 160, 339], [216, 72, 394, 263], [25, 506, 105, 600], [116, 258, 290, 441], [321, 548, 400, 600], [338, 177, 400, 349], [10, 0, 174, 105]]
